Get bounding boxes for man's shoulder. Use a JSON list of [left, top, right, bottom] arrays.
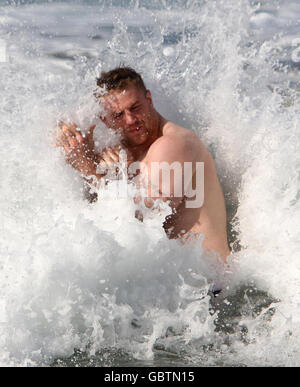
[[163, 121, 196, 138], [146, 122, 205, 163], [156, 122, 200, 147]]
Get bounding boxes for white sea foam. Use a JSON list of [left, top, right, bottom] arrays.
[[0, 0, 299, 366]]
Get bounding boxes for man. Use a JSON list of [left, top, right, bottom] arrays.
[[58, 67, 230, 262]]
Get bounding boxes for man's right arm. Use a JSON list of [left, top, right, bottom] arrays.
[[57, 122, 104, 183], [56, 122, 132, 185]]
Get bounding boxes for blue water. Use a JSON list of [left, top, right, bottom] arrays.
[[0, 0, 299, 367]]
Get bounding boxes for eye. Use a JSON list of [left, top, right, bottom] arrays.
[[131, 105, 140, 111], [113, 111, 123, 119]]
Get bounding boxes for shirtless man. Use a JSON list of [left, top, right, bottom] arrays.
[[58, 67, 230, 262]]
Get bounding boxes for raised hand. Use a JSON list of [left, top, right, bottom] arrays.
[[57, 121, 99, 178]]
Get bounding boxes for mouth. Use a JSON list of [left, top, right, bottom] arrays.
[[128, 125, 144, 134]]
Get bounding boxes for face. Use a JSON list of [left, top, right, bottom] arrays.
[[100, 85, 157, 147]]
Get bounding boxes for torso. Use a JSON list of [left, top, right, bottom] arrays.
[[138, 121, 230, 261]]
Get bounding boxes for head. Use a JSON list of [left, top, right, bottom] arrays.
[[95, 67, 160, 148]]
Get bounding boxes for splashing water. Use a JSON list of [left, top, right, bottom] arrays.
[[0, 0, 299, 366]]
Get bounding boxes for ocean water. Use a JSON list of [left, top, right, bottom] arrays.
[[0, 0, 299, 367]]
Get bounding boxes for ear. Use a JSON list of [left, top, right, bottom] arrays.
[[145, 90, 153, 107]]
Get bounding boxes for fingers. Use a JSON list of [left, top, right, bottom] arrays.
[[101, 147, 121, 163], [75, 131, 84, 144], [98, 146, 136, 174], [59, 121, 77, 133], [61, 123, 78, 147], [98, 153, 115, 171], [59, 122, 77, 140], [56, 121, 99, 177], [56, 129, 69, 148], [58, 122, 86, 151], [97, 146, 122, 175], [106, 149, 119, 163], [58, 122, 75, 148]]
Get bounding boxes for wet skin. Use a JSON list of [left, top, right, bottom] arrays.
[[57, 85, 230, 261]]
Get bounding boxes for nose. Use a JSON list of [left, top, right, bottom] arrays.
[[124, 110, 137, 126]]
